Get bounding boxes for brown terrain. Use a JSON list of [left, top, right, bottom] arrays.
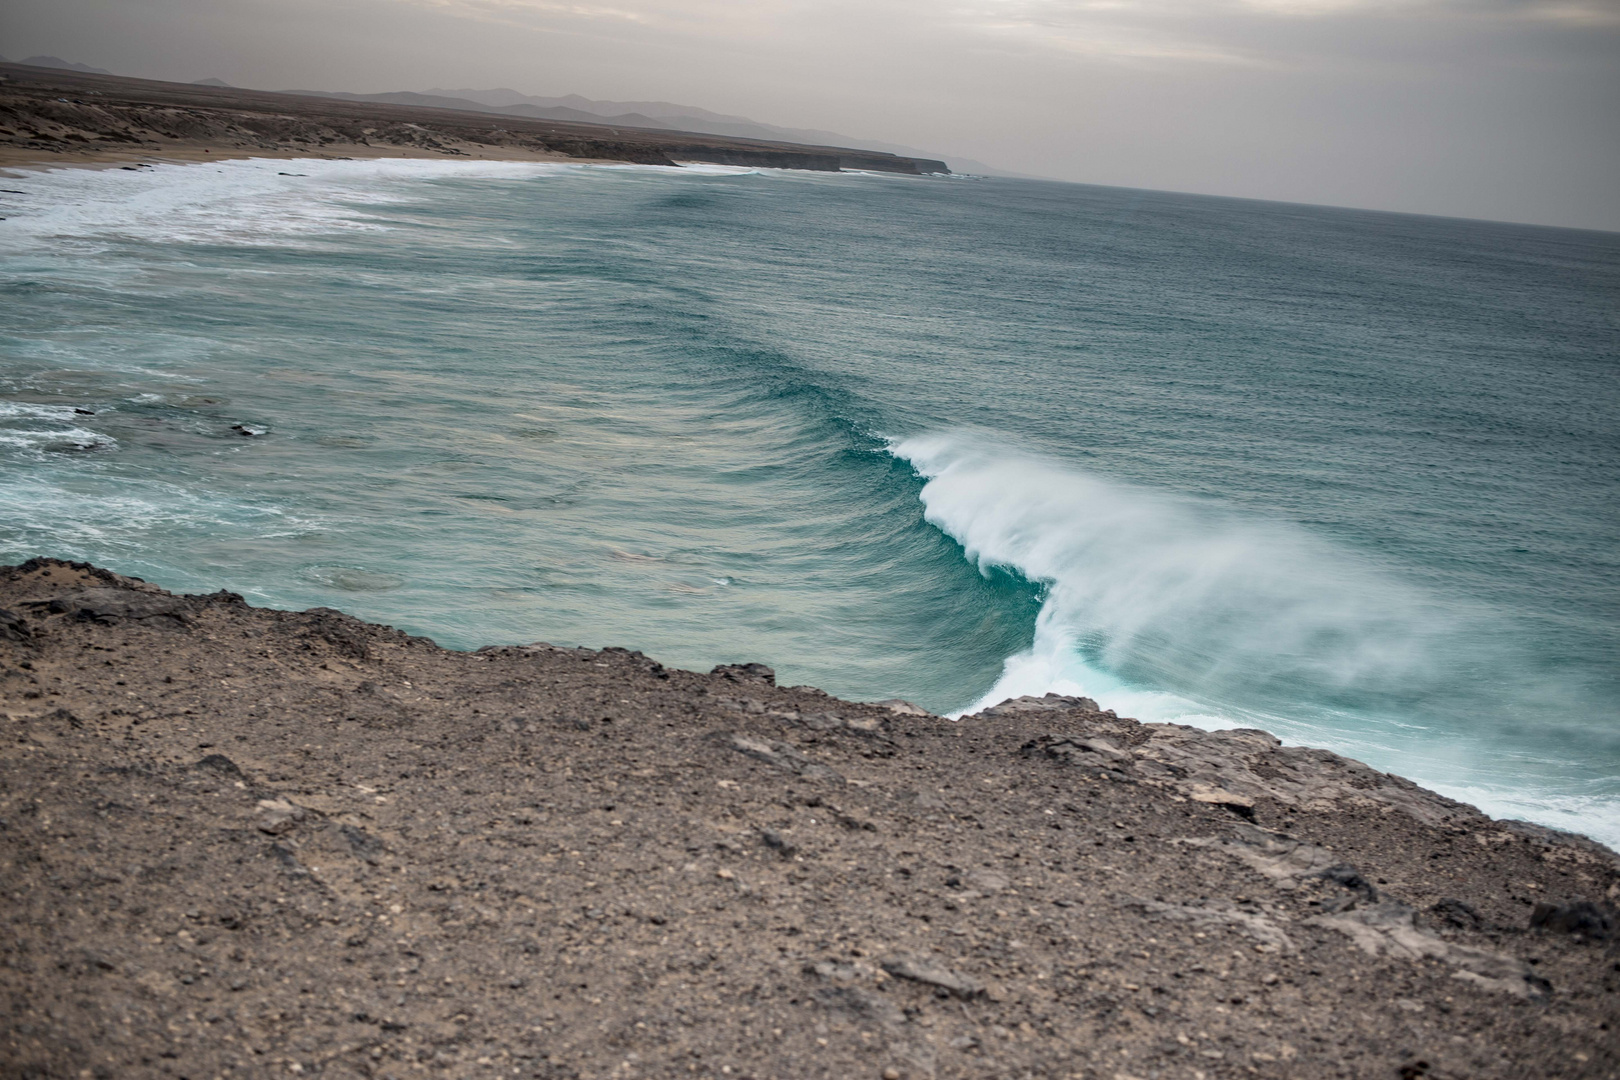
[[0, 63, 949, 176], [0, 557, 1616, 1080]]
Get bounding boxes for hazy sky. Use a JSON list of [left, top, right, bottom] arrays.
[[5, 0, 1618, 229]]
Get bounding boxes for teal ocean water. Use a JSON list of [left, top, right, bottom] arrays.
[[2, 159, 1617, 844]]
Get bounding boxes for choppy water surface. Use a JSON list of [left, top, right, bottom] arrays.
[[2, 158, 1617, 843]]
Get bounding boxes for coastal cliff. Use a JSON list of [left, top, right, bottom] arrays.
[[1, 558, 1614, 1079], [0, 64, 950, 176]]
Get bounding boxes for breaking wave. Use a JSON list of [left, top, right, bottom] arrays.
[[894, 432, 1458, 718], [891, 431, 1620, 846]]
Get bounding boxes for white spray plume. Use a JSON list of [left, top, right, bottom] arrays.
[[893, 432, 1455, 718]]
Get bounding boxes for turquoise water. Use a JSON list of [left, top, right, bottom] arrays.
[[2, 158, 1617, 844]]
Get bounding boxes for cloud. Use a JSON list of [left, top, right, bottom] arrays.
[[386, 0, 1620, 71], [3, 0, 1615, 227], [405, 0, 654, 29]]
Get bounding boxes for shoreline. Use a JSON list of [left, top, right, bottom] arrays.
[[0, 62, 948, 177], [0, 140, 603, 176], [3, 557, 1616, 1079]]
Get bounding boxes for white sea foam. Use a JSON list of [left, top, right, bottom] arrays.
[[0, 402, 117, 455], [892, 430, 1620, 848], [894, 431, 1454, 716], [0, 157, 575, 251], [0, 156, 865, 255], [0, 402, 89, 421], [0, 470, 309, 557], [644, 163, 765, 176]]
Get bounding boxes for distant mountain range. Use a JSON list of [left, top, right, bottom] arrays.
[[2, 55, 113, 75]]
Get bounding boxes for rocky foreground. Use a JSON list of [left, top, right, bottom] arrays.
[[0, 558, 1615, 1080]]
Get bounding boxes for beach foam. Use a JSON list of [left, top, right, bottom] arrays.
[[0, 157, 574, 251]]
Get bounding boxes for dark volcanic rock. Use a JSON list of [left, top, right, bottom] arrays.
[[36, 586, 190, 625], [1531, 900, 1616, 939], [1, 557, 1617, 1080], [712, 661, 776, 685], [0, 607, 30, 643]]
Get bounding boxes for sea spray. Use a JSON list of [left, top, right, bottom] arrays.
[[893, 431, 1619, 842], [894, 432, 1463, 718], [4, 156, 1616, 845]]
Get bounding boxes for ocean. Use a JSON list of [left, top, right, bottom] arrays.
[[2, 158, 1617, 845]]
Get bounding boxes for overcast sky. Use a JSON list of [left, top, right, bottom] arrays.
[[5, 0, 1618, 229]]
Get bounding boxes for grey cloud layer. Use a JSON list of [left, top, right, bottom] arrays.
[[3, 0, 1616, 227]]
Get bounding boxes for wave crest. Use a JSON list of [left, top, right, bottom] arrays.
[[892, 432, 1461, 720]]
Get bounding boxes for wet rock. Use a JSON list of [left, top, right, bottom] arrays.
[[875, 699, 932, 717]]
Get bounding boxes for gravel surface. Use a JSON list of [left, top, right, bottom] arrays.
[[2, 558, 1616, 1080]]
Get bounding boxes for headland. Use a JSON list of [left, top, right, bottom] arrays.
[[0, 558, 1614, 1079], [0, 63, 949, 176]]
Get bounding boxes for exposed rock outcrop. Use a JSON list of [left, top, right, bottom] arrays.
[[2, 559, 1615, 1080]]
